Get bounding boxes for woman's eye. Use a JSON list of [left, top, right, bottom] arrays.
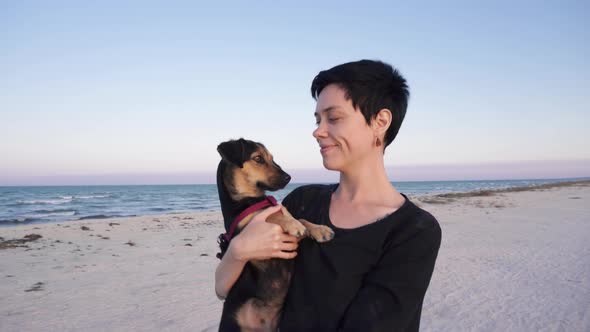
[[315, 118, 339, 126]]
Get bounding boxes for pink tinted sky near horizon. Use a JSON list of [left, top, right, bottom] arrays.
[[2, 160, 589, 186]]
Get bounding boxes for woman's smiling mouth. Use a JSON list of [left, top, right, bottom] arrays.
[[320, 144, 337, 153]]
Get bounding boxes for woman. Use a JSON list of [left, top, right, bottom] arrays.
[[215, 60, 441, 331]]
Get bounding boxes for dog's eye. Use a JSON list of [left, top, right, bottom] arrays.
[[253, 156, 265, 164]]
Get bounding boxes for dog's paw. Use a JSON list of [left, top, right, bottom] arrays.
[[283, 220, 307, 238], [308, 224, 335, 243]]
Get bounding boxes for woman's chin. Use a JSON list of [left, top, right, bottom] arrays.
[[322, 158, 342, 171]]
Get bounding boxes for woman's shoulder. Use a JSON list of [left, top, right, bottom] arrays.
[[283, 183, 335, 203], [383, 199, 442, 252], [406, 201, 441, 233], [281, 184, 335, 217]]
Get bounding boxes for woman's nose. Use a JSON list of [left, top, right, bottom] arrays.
[[313, 121, 327, 139]]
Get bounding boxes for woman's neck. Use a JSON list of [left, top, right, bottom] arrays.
[[336, 159, 399, 204]]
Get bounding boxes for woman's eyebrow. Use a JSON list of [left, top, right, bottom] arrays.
[[314, 106, 342, 117]]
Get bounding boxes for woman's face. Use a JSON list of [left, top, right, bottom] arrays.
[[313, 84, 375, 172]]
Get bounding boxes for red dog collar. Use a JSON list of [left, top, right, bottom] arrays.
[[223, 196, 279, 242]]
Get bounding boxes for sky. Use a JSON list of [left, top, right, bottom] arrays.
[[1, 1, 589, 185]]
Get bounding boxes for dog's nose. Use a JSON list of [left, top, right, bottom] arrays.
[[283, 174, 291, 183]]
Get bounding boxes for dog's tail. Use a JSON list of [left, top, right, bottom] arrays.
[[216, 233, 229, 259]]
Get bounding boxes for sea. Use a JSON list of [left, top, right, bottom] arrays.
[[1, 177, 587, 226]]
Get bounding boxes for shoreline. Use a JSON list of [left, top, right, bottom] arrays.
[[1, 180, 589, 331], [2, 178, 588, 229], [412, 179, 590, 204]]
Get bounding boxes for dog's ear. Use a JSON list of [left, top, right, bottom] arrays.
[[217, 139, 252, 168]]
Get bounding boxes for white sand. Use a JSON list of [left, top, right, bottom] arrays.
[[416, 184, 590, 332], [1, 183, 589, 331]]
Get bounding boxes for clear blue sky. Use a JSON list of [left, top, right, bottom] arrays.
[[1, 1, 588, 185]]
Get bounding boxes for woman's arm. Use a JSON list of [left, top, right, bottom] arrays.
[[214, 204, 299, 299], [214, 241, 247, 300]]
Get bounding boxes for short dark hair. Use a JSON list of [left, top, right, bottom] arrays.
[[311, 60, 409, 150]]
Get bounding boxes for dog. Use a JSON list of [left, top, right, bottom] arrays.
[[216, 138, 334, 332]]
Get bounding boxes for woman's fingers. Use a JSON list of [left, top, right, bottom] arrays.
[[280, 233, 299, 243], [232, 204, 305, 261], [274, 250, 297, 259], [279, 241, 299, 251]]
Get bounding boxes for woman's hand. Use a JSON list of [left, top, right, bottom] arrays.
[[215, 204, 300, 299], [228, 204, 300, 262]]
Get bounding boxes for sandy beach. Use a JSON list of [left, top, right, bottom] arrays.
[[1, 181, 589, 331]]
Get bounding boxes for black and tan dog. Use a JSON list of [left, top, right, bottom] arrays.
[[216, 138, 334, 332]]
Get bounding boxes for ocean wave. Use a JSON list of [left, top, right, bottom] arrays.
[[26, 211, 78, 219], [78, 214, 112, 220], [78, 214, 135, 220], [149, 207, 173, 212], [33, 208, 77, 214], [16, 198, 73, 205], [75, 194, 112, 199], [0, 217, 39, 225], [13, 194, 111, 205]]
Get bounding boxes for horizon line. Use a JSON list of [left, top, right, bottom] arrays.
[[2, 176, 589, 188]]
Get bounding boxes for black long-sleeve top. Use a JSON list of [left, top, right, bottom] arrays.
[[278, 184, 442, 332]]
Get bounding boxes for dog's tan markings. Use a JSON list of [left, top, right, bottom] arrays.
[[235, 298, 281, 332], [270, 206, 334, 242], [229, 145, 284, 201], [223, 166, 257, 202], [299, 219, 335, 242], [235, 213, 256, 233], [251, 145, 285, 188], [229, 166, 264, 201], [266, 211, 307, 237]]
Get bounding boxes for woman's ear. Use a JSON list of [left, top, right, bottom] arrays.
[[372, 108, 392, 138]]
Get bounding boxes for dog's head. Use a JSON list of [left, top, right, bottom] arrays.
[[217, 138, 291, 200]]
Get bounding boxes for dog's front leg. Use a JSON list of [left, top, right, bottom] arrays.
[[266, 210, 307, 238], [277, 206, 334, 242], [298, 219, 334, 242]]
